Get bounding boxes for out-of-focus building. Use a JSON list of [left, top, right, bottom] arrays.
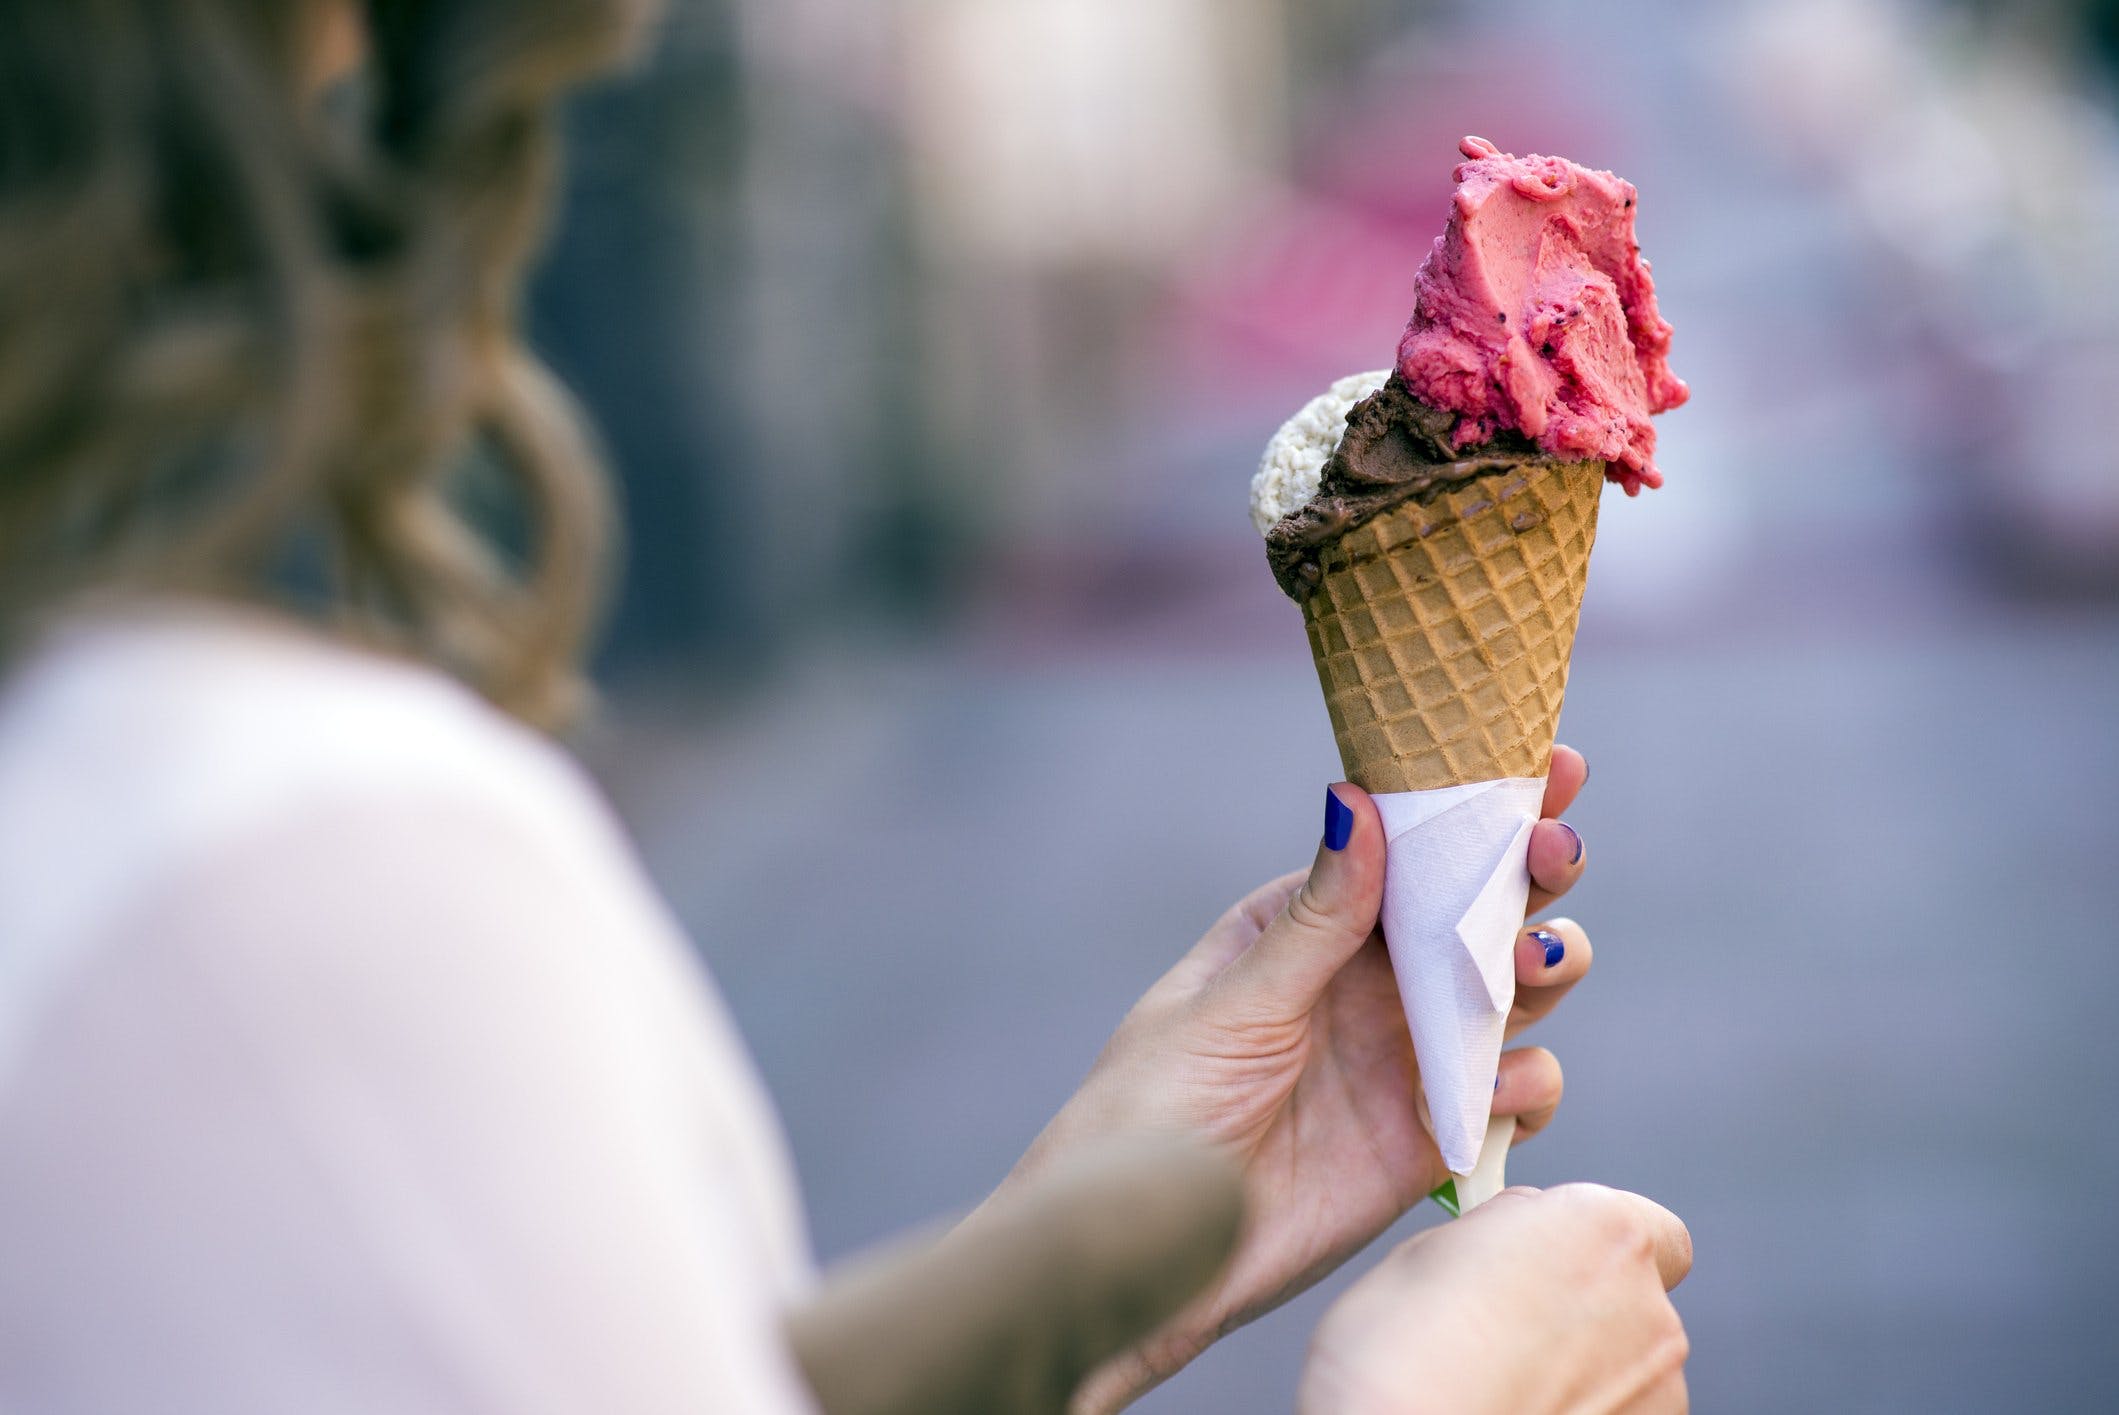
[[532, 0, 2119, 687], [529, 0, 759, 674], [896, 0, 1287, 545], [1735, 0, 2119, 590], [535, 0, 1327, 673]]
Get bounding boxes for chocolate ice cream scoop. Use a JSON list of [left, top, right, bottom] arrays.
[[1263, 373, 1552, 600]]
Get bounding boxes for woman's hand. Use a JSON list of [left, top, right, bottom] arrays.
[[1299, 1183, 1693, 1414], [1004, 747, 1595, 1412]]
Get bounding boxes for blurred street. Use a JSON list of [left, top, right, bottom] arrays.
[[580, 562, 2119, 1413], [539, 0, 2119, 1407]]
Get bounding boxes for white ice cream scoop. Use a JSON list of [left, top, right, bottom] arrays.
[[1249, 370, 1388, 532]]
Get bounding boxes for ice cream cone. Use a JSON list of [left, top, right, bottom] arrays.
[[1255, 137, 1682, 1207], [1297, 456, 1603, 1196], [1301, 458, 1605, 795]]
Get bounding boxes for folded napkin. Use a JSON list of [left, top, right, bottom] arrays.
[[1372, 776, 1545, 1189]]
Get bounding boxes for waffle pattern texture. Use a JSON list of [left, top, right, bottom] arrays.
[[1303, 460, 1604, 792]]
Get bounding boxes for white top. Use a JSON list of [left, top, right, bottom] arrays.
[[0, 604, 819, 1414]]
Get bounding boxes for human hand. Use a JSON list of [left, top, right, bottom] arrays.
[[1006, 747, 1594, 1412], [1298, 1183, 1693, 1414]]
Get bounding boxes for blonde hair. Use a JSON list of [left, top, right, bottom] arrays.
[[0, 0, 660, 727]]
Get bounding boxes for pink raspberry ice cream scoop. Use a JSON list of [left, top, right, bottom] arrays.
[[1396, 136, 1688, 495]]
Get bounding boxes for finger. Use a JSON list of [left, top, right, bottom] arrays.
[[1209, 784, 1386, 1019], [1541, 744, 1589, 818], [1507, 918, 1592, 1038], [1524, 817, 1586, 916], [1548, 1184, 1695, 1291], [1231, 870, 1308, 936], [1450, 1184, 1543, 1229], [1169, 869, 1308, 989], [1635, 1363, 1690, 1415], [1493, 1046, 1562, 1139]]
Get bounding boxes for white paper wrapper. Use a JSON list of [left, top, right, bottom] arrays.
[[1372, 776, 1546, 1178]]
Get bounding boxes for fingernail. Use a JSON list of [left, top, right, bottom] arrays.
[[1324, 788, 1354, 852], [1530, 928, 1565, 968], [1556, 820, 1583, 865]]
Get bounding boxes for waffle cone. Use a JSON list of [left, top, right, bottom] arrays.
[[1303, 460, 1604, 793]]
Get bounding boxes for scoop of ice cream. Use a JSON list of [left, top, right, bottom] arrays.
[[1250, 370, 1390, 533], [1260, 373, 1558, 598], [1397, 136, 1687, 495]]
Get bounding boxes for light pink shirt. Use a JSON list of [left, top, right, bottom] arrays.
[[0, 606, 818, 1413]]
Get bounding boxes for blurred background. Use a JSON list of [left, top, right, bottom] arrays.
[[534, 0, 2119, 1408]]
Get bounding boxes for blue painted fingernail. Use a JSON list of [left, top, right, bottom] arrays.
[[1557, 820, 1583, 864], [1324, 788, 1354, 851], [1531, 928, 1565, 968]]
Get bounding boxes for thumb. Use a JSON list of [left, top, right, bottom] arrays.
[[1213, 784, 1387, 1017], [1546, 1183, 1696, 1291]]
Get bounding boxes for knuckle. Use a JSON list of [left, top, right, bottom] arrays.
[[1238, 870, 1308, 931], [1283, 880, 1339, 938], [1628, 1223, 1664, 1273], [1652, 1313, 1692, 1378], [1568, 1185, 1636, 1240], [1605, 1211, 1657, 1264]]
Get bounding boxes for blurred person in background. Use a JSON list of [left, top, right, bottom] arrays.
[[0, 2, 1692, 1412]]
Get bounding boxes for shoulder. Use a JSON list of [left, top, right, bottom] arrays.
[[0, 602, 630, 1042], [0, 609, 822, 1414], [0, 600, 602, 834]]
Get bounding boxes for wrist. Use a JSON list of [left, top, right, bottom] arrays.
[[975, 1065, 1135, 1229], [1002, 1021, 1175, 1188]]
